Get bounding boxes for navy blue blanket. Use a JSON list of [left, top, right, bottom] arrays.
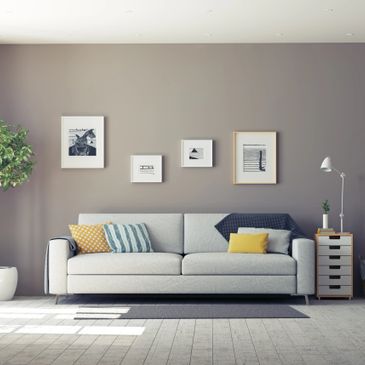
[[215, 213, 306, 242]]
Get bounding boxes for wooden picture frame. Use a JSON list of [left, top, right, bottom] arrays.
[[233, 131, 277, 184]]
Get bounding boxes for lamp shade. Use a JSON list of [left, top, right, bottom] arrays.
[[321, 156, 332, 172]]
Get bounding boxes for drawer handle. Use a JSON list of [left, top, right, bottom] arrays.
[[329, 236, 341, 240], [329, 285, 341, 289], [329, 245, 340, 250], [329, 265, 341, 269], [329, 255, 340, 260], [329, 275, 341, 279]]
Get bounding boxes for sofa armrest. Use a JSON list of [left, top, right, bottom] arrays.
[[48, 239, 73, 295], [292, 238, 315, 295]]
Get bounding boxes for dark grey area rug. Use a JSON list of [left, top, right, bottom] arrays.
[[75, 304, 308, 319]]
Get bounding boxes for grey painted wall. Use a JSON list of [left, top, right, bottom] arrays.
[[0, 44, 364, 295]]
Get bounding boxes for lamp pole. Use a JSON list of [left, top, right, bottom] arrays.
[[339, 171, 345, 233], [333, 167, 345, 233]]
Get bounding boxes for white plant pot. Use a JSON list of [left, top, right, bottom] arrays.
[[322, 214, 329, 229], [0, 267, 18, 301]]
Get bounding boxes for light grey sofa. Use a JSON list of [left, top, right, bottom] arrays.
[[48, 213, 315, 304]]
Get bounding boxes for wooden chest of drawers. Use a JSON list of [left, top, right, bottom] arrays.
[[315, 233, 353, 299]]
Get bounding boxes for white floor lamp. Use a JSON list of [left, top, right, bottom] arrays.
[[320, 156, 346, 233]]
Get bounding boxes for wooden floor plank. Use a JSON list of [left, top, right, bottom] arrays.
[[212, 319, 236, 365], [167, 319, 195, 365], [144, 319, 179, 365], [230, 319, 259, 365], [120, 319, 162, 365], [246, 319, 282, 365], [190, 319, 213, 365]]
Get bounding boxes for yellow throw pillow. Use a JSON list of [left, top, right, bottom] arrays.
[[228, 233, 268, 254], [69, 223, 111, 254]]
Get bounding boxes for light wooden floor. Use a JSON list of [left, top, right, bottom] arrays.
[[0, 296, 364, 365]]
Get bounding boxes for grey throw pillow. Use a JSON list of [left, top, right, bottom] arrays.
[[237, 227, 291, 254]]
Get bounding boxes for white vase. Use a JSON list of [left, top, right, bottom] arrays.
[[0, 267, 18, 301], [322, 214, 329, 229]]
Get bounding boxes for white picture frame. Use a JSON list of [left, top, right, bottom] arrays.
[[130, 155, 163, 183], [233, 131, 277, 184], [181, 139, 213, 167], [61, 116, 104, 168]]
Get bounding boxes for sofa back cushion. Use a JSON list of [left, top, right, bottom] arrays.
[[78, 214, 183, 254], [237, 227, 291, 255], [184, 214, 229, 253]]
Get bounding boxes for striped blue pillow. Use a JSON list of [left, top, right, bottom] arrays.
[[103, 223, 153, 253]]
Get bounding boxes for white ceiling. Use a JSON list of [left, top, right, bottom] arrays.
[[0, 0, 365, 44]]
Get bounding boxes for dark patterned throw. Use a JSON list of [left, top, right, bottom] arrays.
[[215, 213, 306, 244]]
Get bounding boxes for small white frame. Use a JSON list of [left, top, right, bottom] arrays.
[[181, 139, 213, 167], [130, 155, 163, 183]]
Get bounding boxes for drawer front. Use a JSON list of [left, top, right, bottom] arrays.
[[318, 285, 352, 296], [318, 245, 351, 256], [318, 255, 352, 266], [318, 265, 352, 276], [317, 236, 352, 246], [318, 275, 352, 286]]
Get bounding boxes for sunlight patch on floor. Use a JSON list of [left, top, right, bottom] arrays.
[[0, 325, 21, 333], [0, 313, 45, 319], [77, 307, 130, 314], [79, 326, 145, 336], [16, 325, 81, 334], [0, 307, 78, 314], [53, 314, 75, 319], [4, 324, 145, 336], [75, 313, 124, 319]]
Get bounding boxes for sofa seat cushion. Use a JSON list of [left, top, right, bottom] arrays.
[[182, 253, 296, 276], [68, 252, 182, 275]]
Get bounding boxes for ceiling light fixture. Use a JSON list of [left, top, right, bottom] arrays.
[[345, 32, 354, 36]]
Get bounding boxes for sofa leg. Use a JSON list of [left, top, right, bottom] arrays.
[[304, 295, 309, 305], [55, 295, 60, 305]]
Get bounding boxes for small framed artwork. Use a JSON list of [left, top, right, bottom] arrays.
[[61, 116, 104, 168], [130, 155, 163, 183], [233, 131, 277, 184], [181, 139, 213, 167]]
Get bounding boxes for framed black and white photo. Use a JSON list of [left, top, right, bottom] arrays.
[[61, 116, 104, 168], [233, 131, 277, 184], [181, 139, 213, 167], [130, 155, 163, 183]]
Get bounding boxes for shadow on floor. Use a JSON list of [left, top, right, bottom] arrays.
[[56, 294, 311, 306]]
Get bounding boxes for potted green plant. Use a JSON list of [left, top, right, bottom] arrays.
[[321, 199, 330, 229], [0, 120, 35, 191]]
